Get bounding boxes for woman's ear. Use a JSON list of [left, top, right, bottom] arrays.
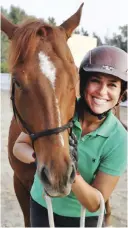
[[118, 90, 128, 104], [121, 90, 127, 102]]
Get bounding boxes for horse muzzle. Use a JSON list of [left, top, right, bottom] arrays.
[[38, 163, 76, 197]]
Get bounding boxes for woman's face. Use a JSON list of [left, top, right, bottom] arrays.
[[84, 73, 121, 114]]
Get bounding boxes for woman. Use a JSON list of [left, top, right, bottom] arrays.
[[13, 45, 127, 227]]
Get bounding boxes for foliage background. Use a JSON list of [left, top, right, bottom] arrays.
[[1, 6, 127, 72]]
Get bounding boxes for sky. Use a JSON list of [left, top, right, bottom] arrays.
[[1, 0, 127, 40]]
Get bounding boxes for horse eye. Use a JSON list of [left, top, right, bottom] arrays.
[[12, 77, 21, 89], [15, 80, 21, 88]]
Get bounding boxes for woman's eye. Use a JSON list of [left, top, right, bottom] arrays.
[[91, 79, 100, 83], [109, 83, 117, 87]]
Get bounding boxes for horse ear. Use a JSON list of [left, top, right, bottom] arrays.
[[37, 26, 52, 38], [60, 3, 84, 39], [1, 14, 18, 39]]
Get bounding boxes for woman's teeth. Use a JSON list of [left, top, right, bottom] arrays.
[[93, 97, 107, 105]]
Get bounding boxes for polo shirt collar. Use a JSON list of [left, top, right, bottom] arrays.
[[73, 111, 114, 138], [95, 111, 115, 137]]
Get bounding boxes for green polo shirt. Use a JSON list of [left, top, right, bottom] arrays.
[[31, 111, 127, 217]]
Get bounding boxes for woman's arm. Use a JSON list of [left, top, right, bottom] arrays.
[[72, 172, 119, 212], [13, 132, 35, 164], [72, 126, 126, 212]]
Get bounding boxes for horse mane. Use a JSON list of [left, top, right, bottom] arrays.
[[9, 19, 52, 71]]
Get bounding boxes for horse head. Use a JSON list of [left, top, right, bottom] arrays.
[[1, 4, 83, 197]]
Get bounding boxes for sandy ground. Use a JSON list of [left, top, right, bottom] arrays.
[[1, 90, 127, 227]]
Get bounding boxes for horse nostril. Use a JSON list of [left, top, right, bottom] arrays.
[[32, 152, 36, 159], [40, 166, 50, 185], [70, 164, 76, 183]]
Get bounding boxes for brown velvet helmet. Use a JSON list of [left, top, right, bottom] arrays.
[[79, 45, 128, 99]]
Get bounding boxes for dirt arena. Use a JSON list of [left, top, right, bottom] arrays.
[[1, 90, 127, 227]]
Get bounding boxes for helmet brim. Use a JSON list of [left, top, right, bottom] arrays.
[[83, 65, 128, 82]]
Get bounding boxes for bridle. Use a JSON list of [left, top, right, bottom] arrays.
[[10, 78, 74, 145]]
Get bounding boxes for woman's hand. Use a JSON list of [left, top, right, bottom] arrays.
[[13, 132, 36, 164], [72, 174, 100, 212], [72, 170, 120, 212]]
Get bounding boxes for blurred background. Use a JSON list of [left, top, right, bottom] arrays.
[[1, 0, 127, 72], [0, 0, 127, 227]]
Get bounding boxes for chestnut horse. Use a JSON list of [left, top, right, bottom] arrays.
[[1, 4, 84, 227]]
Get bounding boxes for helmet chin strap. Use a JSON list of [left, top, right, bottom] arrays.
[[85, 98, 122, 120], [78, 97, 119, 120]]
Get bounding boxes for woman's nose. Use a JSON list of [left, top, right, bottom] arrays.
[[98, 84, 108, 96]]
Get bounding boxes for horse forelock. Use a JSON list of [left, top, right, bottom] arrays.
[[9, 20, 52, 71]]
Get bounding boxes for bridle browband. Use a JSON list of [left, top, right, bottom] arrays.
[[10, 78, 74, 144]]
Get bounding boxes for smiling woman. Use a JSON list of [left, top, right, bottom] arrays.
[[84, 74, 122, 115], [79, 45, 127, 119]]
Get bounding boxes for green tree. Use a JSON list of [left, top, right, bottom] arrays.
[[1, 62, 9, 73], [1, 6, 35, 73], [92, 32, 103, 46], [9, 5, 28, 24], [74, 27, 89, 36], [1, 7, 9, 18], [74, 29, 80, 34], [1, 7, 10, 72], [81, 27, 89, 36], [104, 25, 127, 52], [48, 17, 56, 26]]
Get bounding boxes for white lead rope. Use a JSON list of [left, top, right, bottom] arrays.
[[96, 190, 105, 228], [80, 206, 86, 227], [80, 190, 105, 228], [45, 190, 105, 228], [44, 194, 55, 227]]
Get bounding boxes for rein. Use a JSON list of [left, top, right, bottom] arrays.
[[45, 189, 105, 228], [10, 78, 74, 144]]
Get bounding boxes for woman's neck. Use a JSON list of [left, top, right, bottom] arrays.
[[76, 98, 106, 136], [79, 110, 105, 136]]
